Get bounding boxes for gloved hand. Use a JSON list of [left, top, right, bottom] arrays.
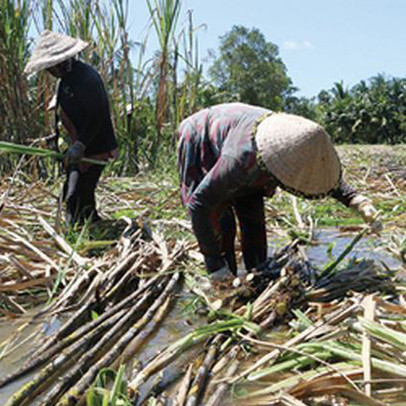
[[200, 255, 234, 291], [195, 264, 233, 293], [350, 195, 383, 233], [209, 265, 234, 282], [64, 140, 86, 166]]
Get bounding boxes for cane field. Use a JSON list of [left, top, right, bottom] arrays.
[[1, 1, 406, 405]]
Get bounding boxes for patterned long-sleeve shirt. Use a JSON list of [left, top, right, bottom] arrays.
[[177, 103, 357, 257]]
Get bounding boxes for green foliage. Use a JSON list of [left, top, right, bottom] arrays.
[[209, 25, 292, 110], [284, 94, 317, 120], [146, 0, 181, 137], [86, 365, 132, 406], [3, 1, 406, 177], [1, 0, 211, 175], [0, 0, 43, 171], [317, 75, 406, 144]]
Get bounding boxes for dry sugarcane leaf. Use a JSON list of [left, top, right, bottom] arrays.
[[362, 294, 376, 396], [298, 385, 389, 406], [289, 369, 364, 398], [375, 297, 406, 315], [0, 276, 55, 291], [278, 393, 308, 406], [174, 363, 194, 406], [38, 216, 87, 267], [1, 228, 59, 269]]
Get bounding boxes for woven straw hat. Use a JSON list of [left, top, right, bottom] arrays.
[[255, 113, 341, 197], [24, 30, 89, 75]]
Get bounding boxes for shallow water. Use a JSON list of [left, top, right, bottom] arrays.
[[268, 229, 402, 271], [0, 310, 67, 404], [306, 229, 402, 270], [0, 315, 41, 404], [0, 292, 202, 405], [0, 229, 402, 404]]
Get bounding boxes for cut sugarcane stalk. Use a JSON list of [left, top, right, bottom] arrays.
[[0, 141, 107, 166]]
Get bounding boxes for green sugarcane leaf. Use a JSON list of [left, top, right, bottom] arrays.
[[248, 350, 332, 380], [243, 302, 253, 321], [326, 241, 336, 257], [0, 141, 108, 166], [110, 364, 126, 403], [320, 228, 368, 278], [303, 341, 406, 377], [292, 309, 313, 328], [245, 362, 359, 397], [86, 389, 97, 406], [359, 317, 406, 351], [102, 392, 109, 406]]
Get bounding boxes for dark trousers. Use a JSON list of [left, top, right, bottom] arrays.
[[235, 193, 267, 270], [63, 164, 104, 225], [212, 192, 267, 272]]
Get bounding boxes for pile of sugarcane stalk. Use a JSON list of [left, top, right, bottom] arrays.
[[0, 173, 183, 319], [118, 235, 402, 406], [1, 222, 191, 405], [1, 217, 404, 405], [0, 170, 88, 318], [233, 292, 406, 406], [1, 170, 406, 405]]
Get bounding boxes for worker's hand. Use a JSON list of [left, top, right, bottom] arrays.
[[64, 140, 86, 166], [350, 195, 383, 233], [209, 265, 234, 283], [195, 262, 233, 292], [200, 255, 234, 290], [370, 219, 383, 234]]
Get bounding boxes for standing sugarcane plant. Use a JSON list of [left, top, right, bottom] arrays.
[[173, 9, 206, 133], [0, 0, 42, 171], [147, 0, 181, 149], [3, 0, 206, 175]]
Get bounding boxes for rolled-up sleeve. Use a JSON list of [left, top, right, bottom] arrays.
[[330, 178, 358, 207]]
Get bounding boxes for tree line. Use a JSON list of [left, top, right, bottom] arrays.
[[1, 0, 405, 176], [208, 26, 406, 145]]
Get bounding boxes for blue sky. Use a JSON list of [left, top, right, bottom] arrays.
[[129, 0, 406, 98]]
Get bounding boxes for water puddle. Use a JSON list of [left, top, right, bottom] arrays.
[[0, 313, 43, 404], [305, 229, 402, 270], [0, 292, 203, 404]]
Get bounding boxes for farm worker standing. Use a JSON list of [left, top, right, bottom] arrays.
[[177, 103, 382, 281], [24, 30, 118, 224]]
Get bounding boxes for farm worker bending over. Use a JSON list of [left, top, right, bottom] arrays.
[[177, 103, 382, 281], [24, 31, 118, 224]]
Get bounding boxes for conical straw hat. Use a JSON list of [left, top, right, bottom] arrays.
[[255, 113, 341, 197], [24, 30, 89, 75]]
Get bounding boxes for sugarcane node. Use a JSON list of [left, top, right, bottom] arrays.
[[246, 273, 255, 282], [212, 299, 223, 311], [232, 277, 241, 288]]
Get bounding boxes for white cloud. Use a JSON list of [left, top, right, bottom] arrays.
[[283, 41, 300, 50], [283, 40, 314, 50], [303, 40, 314, 48]]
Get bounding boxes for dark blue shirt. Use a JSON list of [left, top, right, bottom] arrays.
[[58, 60, 117, 155]]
